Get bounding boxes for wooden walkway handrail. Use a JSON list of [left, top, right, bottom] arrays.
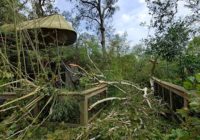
[[152, 77, 190, 111], [0, 84, 107, 98], [59, 84, 107, 96], [152, 77, 189, 100], [0, 84, 108, 126]]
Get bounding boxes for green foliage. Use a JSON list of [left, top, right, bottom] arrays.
[[195, 73, 200, 83], [165, 129, 190, 140], [1, 0, 200, 139], [188, 36, 200, 56], [70, 86, 177, 140], [183, 81, 193, 90], [168, 96, 200, 139], [0, 68, 14, 92], [0, 0, 25, 25], [168, 76, 200, 140], [183, 73, 200, 93], [146, 21, 190, 62], [50, 97, 79, 123]]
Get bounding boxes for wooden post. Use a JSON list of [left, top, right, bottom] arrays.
[[162, 87, 164, 101], [80, 96, 88, 125], [157, 84, 160, 97], [183, 98, 188, 109], [33, 102, 39, 116], [169, 90, 173, 110], [150, 78, 154, 93]]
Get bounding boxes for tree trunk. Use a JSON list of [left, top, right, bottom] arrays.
[[35, 0, 44, 17], [98, 0, 107, 59], [100, 25, 107, 59]]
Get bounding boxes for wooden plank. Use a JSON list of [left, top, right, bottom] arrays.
[[59, 84, 107, 96], [169, 90, 173, 110], [160, 83, 189, 100], [153, 79, 189, 100], [152, 77, 190, 110], [162, 86, 164, 100], [85, 87, 108, 99], [80, 97, 88, 126], [0, 92, 17, 99], [157, 83, 160, 96], [1, 85, 108, 126], [152, 77, 189, 98], [80, 84, 107, 95], [184, 99, 188, 109]]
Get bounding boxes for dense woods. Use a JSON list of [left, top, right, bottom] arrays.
[[0, 0, 200, 139]]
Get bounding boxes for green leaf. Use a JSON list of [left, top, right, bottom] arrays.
[[183, 81, 193, 90], [196, 84, 200, 92], [187, 76, 195, 83], [195, 73, 200, 83]]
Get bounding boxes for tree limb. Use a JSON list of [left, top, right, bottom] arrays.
[[88, 97, 127, 111]]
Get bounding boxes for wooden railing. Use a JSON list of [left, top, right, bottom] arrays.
[[152, 77, 189, 111], [0, 84, 108, 126], [60, 84, 108, 125]]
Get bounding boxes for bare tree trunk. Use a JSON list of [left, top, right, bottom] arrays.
[[35, 0, 45, 17], [98, 0, 107, 59], [100, 25, 107, 59]]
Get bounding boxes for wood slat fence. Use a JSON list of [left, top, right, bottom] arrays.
[[0, 84, 108, 126], [60, 84, 108, 125]]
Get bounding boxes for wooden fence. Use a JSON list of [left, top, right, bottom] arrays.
[[152, 77, 189, 111], [60, 84, 108, 125], [0, 84, 108, 126]]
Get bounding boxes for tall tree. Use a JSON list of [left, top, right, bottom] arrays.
[[185, 0, 200, 23], [29, 0, 59, 18], [146, 0, 178, 34], [62, 11, 81, 31], [146, 0, 200, 34], [0, 0, 27, 25], [108, 32, 130, 57], [69, 0, 119, 58], [145, 21, 190, 76], [145, 0, 189, 76]]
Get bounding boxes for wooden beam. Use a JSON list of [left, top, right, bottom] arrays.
[[0, 92, 17, 99], [80, 96, 88, 126], [153, 79, 189, 100], [184, 98, 188, 109], [152, 77, 190, 110], [162, 86, 164, 101], [169, 90, 173, 110], [85, 87, 107, 99], [152, 77, 189, 97], [59, 84, 107, 96]]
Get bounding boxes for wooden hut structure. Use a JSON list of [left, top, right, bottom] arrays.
[[0, 15, 79, 88]]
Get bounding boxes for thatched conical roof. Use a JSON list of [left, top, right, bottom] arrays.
[[17, 14, 75, 31], [0, 14, 77, 46]]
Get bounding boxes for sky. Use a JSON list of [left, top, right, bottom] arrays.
[[112, 0, 150, 46], [55, 0, 191, 46]]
